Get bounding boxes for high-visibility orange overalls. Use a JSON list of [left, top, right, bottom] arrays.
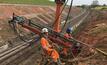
[[40, 37, 59, 62]]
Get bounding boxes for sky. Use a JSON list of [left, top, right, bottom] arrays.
[[49, 0, 107, 5]]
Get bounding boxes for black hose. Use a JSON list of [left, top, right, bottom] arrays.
[[61, 0, 73, 33]]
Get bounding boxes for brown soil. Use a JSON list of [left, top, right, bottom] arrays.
[[0, 4, 82, 46], [0, 5, 107, 65], [75, 10, 107, 65]]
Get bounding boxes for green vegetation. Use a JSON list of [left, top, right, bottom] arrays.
[[94, 6, 107, 10], [0, 0, 55, 5]]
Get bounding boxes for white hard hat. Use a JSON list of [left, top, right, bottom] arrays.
[[42, 28, 48, 33]]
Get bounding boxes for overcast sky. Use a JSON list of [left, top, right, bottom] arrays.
[[49, 0, 107, 5]]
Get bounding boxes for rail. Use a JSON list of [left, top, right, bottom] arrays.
[[0, 9, 107, 65]]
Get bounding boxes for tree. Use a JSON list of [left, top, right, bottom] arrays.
[[91, 0, 99, 8], [103, 4, 106, 6]]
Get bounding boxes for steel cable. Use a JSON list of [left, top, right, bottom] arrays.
[[61, 0, 74, 33]]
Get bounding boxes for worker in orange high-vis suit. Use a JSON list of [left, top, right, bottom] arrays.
[[61, 27, 73, 57], [40, 28, 62, 65], [64, 27, 81, 57]]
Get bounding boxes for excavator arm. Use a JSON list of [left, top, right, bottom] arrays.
[[53, 0, 66, 32]]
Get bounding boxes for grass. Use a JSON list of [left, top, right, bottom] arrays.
[[95, 6, 107, 10], [0, 0, 55, 5]]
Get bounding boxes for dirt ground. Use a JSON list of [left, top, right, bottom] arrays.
[[75, 10, 107, 65], [0, 5, 54, 46], [0, 4, 107, 65], [0, 4, 82, 46]]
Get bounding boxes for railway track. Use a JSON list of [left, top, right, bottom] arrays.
[[0, 9, 92, 65], [0, 37, 41, 65], [0, 10, 89, 65], [0, 9, 107, 65], [0, 40, 33, 64], [61, 9, 89, 33]]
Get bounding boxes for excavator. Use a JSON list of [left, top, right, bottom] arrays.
[[8, 0, 95, 65]]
